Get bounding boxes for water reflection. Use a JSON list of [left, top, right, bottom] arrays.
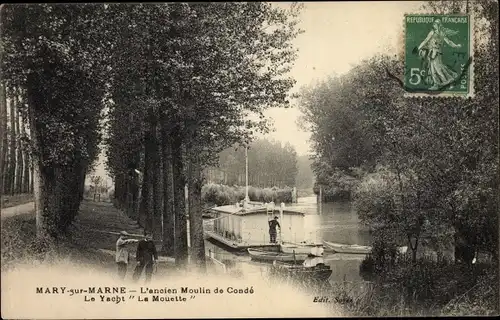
[[291, 197, 372, 246], [294, 197, 371, 282]]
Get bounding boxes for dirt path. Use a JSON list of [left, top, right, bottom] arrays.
[[2, 200, 177, 275], [0, 201, 35, 219]]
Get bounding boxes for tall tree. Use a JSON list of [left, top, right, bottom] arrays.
[[0, 82, 7, 196], [8, 86, 16, 195], [14, 91, 24, 194], [104, 3, 302, 269]]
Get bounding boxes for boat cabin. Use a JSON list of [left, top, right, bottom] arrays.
[[205, 201, 307, 249]]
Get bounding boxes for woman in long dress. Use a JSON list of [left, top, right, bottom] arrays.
[[417, 19, 462, 90]]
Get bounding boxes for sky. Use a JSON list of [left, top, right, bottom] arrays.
[[91, 1, 423, 180], [261, 1, 422, 156]]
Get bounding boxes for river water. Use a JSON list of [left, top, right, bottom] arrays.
[[204, 196, 372, 283]]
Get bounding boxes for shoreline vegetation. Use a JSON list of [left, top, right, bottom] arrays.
[[202, 183, 295, 207], [302, 0, 499, 316]]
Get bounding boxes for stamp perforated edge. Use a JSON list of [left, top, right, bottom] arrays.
[[402, 13, 476, 99]]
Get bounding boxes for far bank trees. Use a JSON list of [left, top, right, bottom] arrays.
[[299, 0, 498, 265]]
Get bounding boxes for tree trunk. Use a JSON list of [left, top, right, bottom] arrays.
[[8, 86, 16, 195], [125, 175, 134, 217], [15, 92, 24, 194], [60, 160, 84, 227], [138, 139, 150, 229], [151, 122, 163, 242], [160, 120, 175, 256], [30, 166, 33, 193], [21, 111, 31, 194], [79, 166, 86, 202], [131, 167, 140, 220], [187, 152, 206, 272], [114, 178, 120, 207], [26, 75, 81, 239], [116, 175, 124, 207], [0, 82, 6, 197], [172, 130, 188, 267], [141, 126, 157, 234], [27, 84, 58, 240]]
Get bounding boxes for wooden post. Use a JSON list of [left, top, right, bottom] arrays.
[[280, 202, 284, 243], [244, 146, 249, 206], [319, 185, 323, 215]]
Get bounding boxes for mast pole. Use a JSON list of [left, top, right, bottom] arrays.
[[245, 146, 249, 206]]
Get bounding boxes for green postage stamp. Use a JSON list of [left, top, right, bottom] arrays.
[[404, 14, 473, 97]]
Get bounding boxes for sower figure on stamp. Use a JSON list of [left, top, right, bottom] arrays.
[[268, 216, 280, 243], [116, 231, 139, 280], [417, 19, 462, 90], [133, 233, 158, 283]]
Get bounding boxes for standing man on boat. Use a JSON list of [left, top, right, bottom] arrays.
[[269, 216, 281, 243]]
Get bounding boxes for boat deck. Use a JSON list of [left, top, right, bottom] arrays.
[[204, 231, 281, 250]]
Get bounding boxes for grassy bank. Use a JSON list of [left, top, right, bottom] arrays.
[[1, 193, 33, 209], [326, 256, 499, 316], [202, 183, 294, 206], [1, 200, 176, 274], [1, 209, 115, 272]]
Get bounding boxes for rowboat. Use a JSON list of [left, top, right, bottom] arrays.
[[270, 261, 332, 282], [247, 248, 309, 263], [280, 242, 324, 256], [323, 241, 372, 254], [323, 241, 408, 255]]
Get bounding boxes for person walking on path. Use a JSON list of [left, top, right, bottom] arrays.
[[268, 216, 281, 243], [116, 231, 139, 280], [132, 233, 158, 283]]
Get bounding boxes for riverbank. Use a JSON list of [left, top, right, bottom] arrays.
[[2, 199, 497, 317], [1, 201, 344, 318]]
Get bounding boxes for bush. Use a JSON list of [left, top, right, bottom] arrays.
[[201, 183, 293, 206], [354, 255, 498, 316], [441, 270, 499, 316], [358, 248, 499, 314]]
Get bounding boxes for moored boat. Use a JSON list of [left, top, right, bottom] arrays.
[[247, 248, 309, 263], [323, 241, 372, 254], [280, 242, 324, 256], [323, 241, 408, 255]]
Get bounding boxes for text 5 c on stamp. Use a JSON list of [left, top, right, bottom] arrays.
[[404, 14, 473, 97]]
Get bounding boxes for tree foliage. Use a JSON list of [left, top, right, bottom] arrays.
[[103, 3, 303, 268], [1, 4, 110, 237], [299, 0, 498, 265]]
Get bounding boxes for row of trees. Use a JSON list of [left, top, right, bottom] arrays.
[[299, 0, 498, 264], [104, 3, 302, 271], [2, 5, 106, 236], [2, 3, 303, 273], [208, 139, 298, 187], [0, 86, 33, 196]]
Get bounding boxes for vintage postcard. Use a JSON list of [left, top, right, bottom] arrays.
[[1, 1, 498, 319]]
